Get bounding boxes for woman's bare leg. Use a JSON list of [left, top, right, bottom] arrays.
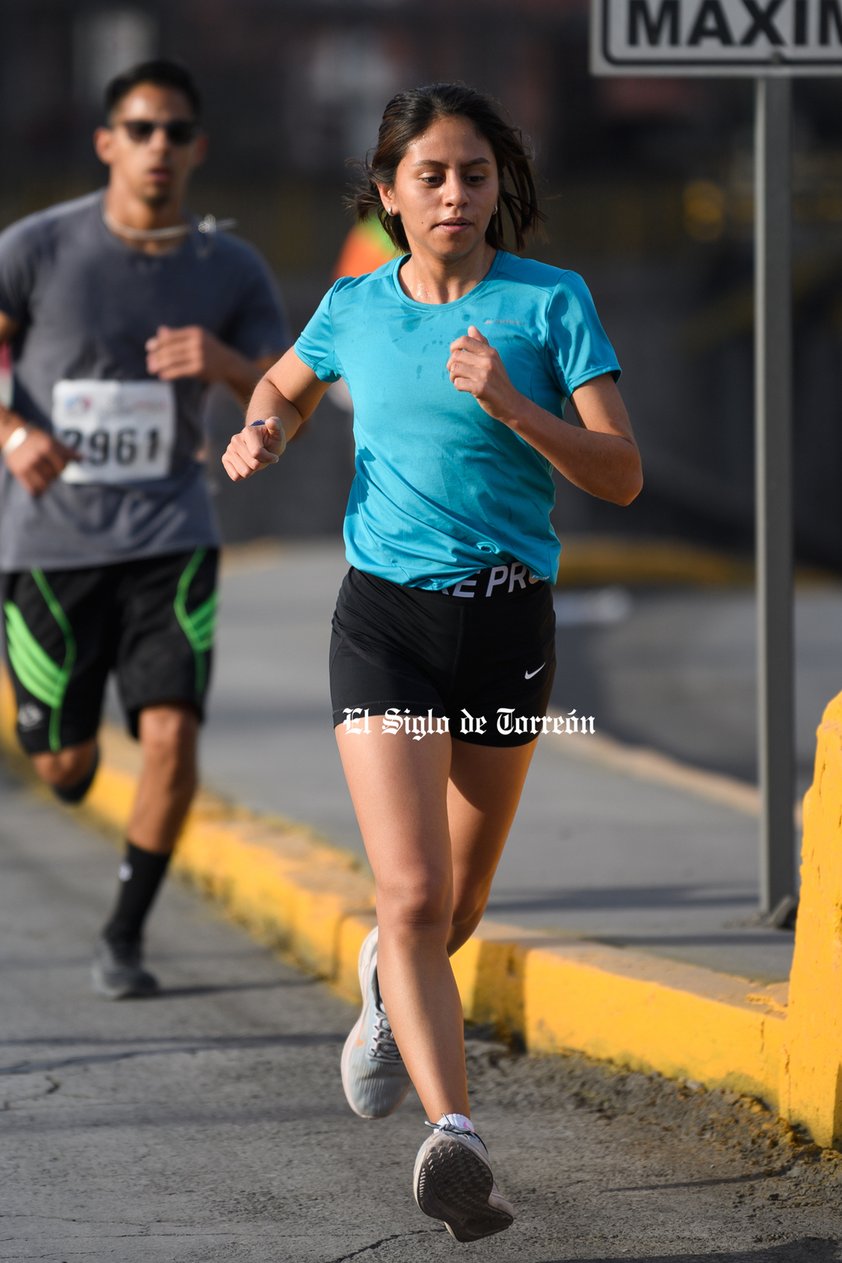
[[335, 723, 538, 1122], [446, 738, 537, 954], [336, 722, 466, 1119]]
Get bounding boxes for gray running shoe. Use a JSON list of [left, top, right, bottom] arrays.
[[340, 927, 411, 1118], [413, 1123, 515, 1242], [91, 936, 159, 1000]]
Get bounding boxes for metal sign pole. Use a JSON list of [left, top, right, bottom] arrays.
[[754, 76, 796, 915]]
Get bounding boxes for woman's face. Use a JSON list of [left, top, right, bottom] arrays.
[[379, 114, 499, 267]]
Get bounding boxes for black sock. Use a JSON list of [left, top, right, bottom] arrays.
[[102, 842, 171, 945], [52, 746, 100, 805]]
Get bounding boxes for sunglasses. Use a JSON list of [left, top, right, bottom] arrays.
[[114, 118, 200, 145]]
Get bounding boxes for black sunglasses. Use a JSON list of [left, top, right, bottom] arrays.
[[114, 118, 200, 146]]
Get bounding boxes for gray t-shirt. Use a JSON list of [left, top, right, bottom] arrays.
[[0, 191, 288, 571]]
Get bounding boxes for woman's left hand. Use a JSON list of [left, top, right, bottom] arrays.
[[447, 326, 521, 424]]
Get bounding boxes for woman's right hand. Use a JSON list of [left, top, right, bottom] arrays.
[[221, 416, 287, 481]]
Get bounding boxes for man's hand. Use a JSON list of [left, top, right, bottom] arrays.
[[145, 325, 228, 384], [146, 325, 271, 405], [4, 427, 80, 496]]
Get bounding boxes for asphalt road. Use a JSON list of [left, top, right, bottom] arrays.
[[2, 760, 841, 1263]]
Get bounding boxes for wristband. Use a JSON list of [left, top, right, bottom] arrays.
[[249, 418, 287, 456], [1, 424, 28, 456]]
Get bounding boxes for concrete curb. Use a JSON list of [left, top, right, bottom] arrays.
[[0, 671, 791, 1118]]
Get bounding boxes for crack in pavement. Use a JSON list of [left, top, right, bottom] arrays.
[[328, 1228, 442, 1261], [2, 1073, 60, 1109]]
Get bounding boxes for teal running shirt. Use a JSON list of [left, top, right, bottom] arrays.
[[295, 250, 620, 588]]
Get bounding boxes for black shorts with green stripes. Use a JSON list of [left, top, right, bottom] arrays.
[[2, 549, 218, 755]]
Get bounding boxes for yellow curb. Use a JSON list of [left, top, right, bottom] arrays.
[[0, 668, 788, 1118], [556, 535, 756, 588], [449, 924, 786, 1103], [522, 942, 787, 1104], [780, 695, 842, 1148], [553, 535, 833, 589]]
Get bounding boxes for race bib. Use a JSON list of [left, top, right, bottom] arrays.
[[54, 379, 175, 485]]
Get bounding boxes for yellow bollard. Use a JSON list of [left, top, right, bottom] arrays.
[[781, 692, 842, 1148]]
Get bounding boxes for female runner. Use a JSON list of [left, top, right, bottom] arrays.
[[222, 82, 642, 1243]]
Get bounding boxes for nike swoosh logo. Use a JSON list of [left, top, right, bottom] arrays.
[[524, 663, 545, 680]]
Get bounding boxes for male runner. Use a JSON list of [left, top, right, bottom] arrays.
[[0, 59, 288, 998]]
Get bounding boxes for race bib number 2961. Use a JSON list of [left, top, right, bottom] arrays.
[[54, 379, 175, 484]]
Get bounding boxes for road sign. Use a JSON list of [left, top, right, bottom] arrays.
[[592, 0, 842, 74]]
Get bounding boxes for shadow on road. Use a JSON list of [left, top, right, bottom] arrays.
[[0, 1028, 345, 1075]]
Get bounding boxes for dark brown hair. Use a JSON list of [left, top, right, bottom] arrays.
[[105, 59, 202, 121], [350, 83, 544, 253]]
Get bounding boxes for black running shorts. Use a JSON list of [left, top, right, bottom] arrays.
[[2, 549, 218, 754], [330, 564, 557, 748]]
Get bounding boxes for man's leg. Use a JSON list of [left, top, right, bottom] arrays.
[[98, 702, 198, 944], [3, 567, 111, 799], [127, 702, 199, 854], [92, 703, 199, 998], [31, 739, 99, 799], [93, 548, 217, 998]]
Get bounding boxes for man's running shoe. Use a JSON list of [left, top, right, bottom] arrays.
[[413, 1122, 515, 1242], [340, 927, 411, 1118], [91, 935, 159, 1000]]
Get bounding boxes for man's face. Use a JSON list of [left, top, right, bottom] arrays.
[[95, 83, 206, 211]]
